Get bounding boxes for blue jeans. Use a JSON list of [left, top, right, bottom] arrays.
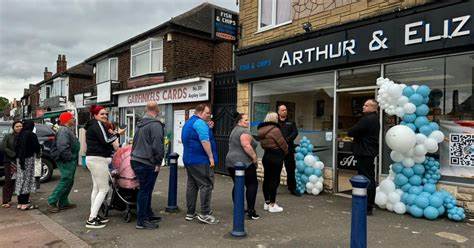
[[131, 161, 158, 225]]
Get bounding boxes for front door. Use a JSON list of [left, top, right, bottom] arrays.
[[335, 90, 377, 194], [173, 110, 186, 166]]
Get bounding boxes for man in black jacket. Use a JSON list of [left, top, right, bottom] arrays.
[[348, 99, 380, 215], [277, 104, 300, 196], [131, 101, 165, 230]]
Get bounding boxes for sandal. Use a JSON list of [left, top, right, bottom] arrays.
[[20, 204, 38, 211], [1, 203, 11, 208]]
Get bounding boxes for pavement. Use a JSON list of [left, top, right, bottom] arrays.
[[1, 166, 473, 248]]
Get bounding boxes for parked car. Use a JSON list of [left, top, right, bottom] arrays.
[[0, 121, 57, 183]]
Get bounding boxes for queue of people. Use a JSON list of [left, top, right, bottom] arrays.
[[1, 99, 380, 231]]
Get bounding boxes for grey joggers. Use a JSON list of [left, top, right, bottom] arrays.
[[185, 165, 214, 216]]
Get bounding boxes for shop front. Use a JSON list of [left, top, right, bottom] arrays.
[[115, 77, 211, 165], [236, 1, 473, 199]]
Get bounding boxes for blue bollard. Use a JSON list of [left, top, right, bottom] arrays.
[[231, 162, 247, 237], [166, 152, 180, 213], [350, 175, 370, 248]]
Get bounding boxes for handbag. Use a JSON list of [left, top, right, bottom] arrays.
[[34, 156, 42, 178]]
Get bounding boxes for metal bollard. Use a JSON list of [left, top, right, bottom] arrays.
[[231, 162, 247, 237], [350, 175, 370, 248], [166, 152, 180, 213]]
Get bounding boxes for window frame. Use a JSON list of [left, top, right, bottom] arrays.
[[130, 38, 163, 78], [257, 0, 292, 32], [96, 57, 118, 84]]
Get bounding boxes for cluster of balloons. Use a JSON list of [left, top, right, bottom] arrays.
[[375, 77, 465, 222], [295, 137, 324, 195]]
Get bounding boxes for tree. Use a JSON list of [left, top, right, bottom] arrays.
[[0, 96, 10, 112]]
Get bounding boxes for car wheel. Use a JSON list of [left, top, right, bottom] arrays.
[[40, 158, 54, 183]]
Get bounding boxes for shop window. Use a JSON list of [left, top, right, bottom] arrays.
[[131, 38, 163, 77], [383, 54, 474, 179], [251, 72, 334, 167], [259, 0, 292, 31], [338, 66, 381, 89]]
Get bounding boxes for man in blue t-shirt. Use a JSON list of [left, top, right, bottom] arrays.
[[181, 103, 219, 224]]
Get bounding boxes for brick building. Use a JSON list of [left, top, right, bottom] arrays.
[[235, 0, 473, 213], [84, 3, 236, 165]]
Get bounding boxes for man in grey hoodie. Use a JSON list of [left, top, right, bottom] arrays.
[[131, 101, 165, 230]]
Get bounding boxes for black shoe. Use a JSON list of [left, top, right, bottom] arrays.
[[148, 216, 162, 223], [247, 210, 260, 220], [97, 215, 110, 223], [367, 209, 373, 216], [291, 191, 303, 197], [86, 218, 106, 229], [136, 220, 159, 230]]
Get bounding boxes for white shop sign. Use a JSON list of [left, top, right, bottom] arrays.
[[118, 80, 209, 108]]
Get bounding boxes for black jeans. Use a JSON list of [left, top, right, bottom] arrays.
[[2, 162, 15, 204], [355, 155, 376, 211], [131, 161, 158, 225], [283, 151, 296, 192], [228, 163, 258, 211], [262, 149, 285, 204]]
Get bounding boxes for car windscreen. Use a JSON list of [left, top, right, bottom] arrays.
[[34, 124, 55, 137], [0, 125, 11, 141]]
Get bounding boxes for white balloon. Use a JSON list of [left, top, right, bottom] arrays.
[[411, 85, 419, 90], [402, 157, 415, 167], [414, 144, 427, 156], [429, 130, 445, 143], [395, 107, 405, 118], [414, 155, 426, 163], [406, 148, 415, 157], [415, 133, 427, 144], [390, 151, 404, 162], [379, 179, 396, 193], [375, 192, 388, 206], [386, 202, 394, 212], [306, 182, 314, 190], [313, 161, 324, 170], [389, 84, 403, 97], [403, 103, 416, 114], [317, 177, 324, 183], [424, 138, 438, 153], [306, 188, 312, 194], [397, 96, 409, 106], [309, 175, 318, 184], [396, 189, 403, 196], [315, 182, 323, 190], [388, 192, 401, 203], [311, 188, 321, 195], [386, 125, 416, 153], [303, 155, 316, 167], [393, 202, 407, 214]]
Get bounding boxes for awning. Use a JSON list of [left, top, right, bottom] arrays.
[[42, 110, 67, 119]]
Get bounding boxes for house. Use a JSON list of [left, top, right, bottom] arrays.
[[84, 3, 237, 166], [20, 84, 40, 119]]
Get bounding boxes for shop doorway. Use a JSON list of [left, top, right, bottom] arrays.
[[335, 89, 377, 194], [173, 110, 186, 166]]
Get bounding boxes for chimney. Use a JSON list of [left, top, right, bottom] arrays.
[[56, 54, 67, 73], [44, 67, 52, 80]]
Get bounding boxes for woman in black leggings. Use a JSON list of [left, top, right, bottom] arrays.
[[225, 113, 260, 220]]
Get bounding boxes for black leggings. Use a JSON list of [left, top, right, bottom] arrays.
[[228, 163, 258, 211], [262, 149, 284, 204], [355, 155, 376, 211], [18, 194, 30, 204]]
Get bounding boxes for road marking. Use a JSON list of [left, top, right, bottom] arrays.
[[435, 232, 469, 243], [0, 220, 36, 230]]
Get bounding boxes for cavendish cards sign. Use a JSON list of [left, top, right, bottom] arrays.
[[236, 1, 474, 81]]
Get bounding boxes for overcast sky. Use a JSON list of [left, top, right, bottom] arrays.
[[0, 0, 238, 101]]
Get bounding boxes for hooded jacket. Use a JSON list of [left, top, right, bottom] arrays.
[[55, 125, 78, 162], [131, 115, 165, 167], [85, 119, 117, 157], [257, 122, 288, 155]]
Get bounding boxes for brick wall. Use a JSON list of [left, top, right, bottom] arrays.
[[239, 0, 435, 49], [68, 76, 94, 101]]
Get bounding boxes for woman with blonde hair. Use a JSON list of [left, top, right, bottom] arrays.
[[257, 112, 288, 213]]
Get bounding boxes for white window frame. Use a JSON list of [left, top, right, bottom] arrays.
[[130, 37, 163, 78], [96, 57, 118, 84], [257, 0, 292, 32]]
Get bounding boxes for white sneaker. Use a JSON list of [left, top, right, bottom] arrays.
[[268, 203, 283, 213], [264, 203, 269, 211]]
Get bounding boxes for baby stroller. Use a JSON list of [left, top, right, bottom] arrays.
[[101, 145, 139, 223]]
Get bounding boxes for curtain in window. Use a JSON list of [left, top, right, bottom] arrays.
[[97, 60, 109, 83], [276, 0, 291, 25], [132, 52, 149, 77], [260, 0, 273, 28], [110, 59, 118, 81]]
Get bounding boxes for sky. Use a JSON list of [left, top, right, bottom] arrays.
[[0, 0, 238, 101]]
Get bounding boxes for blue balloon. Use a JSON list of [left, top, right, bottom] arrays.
[[413, 164, 425, 175], [405, 123, 417, 132], [416, 85, 431, 97], [392, 163, 404, 174], [415, 104, 430, 116], [409, 93, 424, 106], [409, 186, 422, 195], [314, 169, 322, 177], [401, 193, 409, 204], [400, 121, 407, 125], [307, 144, 314, 152], [437, 206, 445, 215], [410, 205, 424, 218], [415, 196, 430, 209], [409, 175, 422, 186], [295, 146, 301, 153], [403, 86, 415, 97], [429, 122, 439, 131], [301, 175, 309, 184], [300, 148, 308, 155], [424, 206, 439, 220], [423, 96, 430, 104], [395, 174, 409, 186], [403, 113, 417, 123], [296, 161, 305, 173], [406, 194, 417, 205], [296, 153, 304, 161], [402, 167, 414, 178], [419, 125, 433, 136], [419, 192, 432, 199], [429, 195, 443, 208], [304, 167, 314, 176], [423, 183, 436, 194], [401, 183, 412, 192], [414, 116, 429, 128]]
